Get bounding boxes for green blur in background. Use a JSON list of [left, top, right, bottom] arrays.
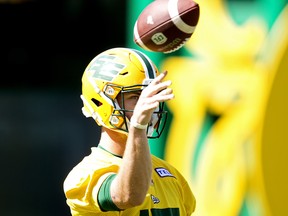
[[126, 0, 288, 215]]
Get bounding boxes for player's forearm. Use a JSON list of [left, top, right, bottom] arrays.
[[111, 127, 152, 208]]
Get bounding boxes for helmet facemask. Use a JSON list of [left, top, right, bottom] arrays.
[[106, 83, 168, 139]]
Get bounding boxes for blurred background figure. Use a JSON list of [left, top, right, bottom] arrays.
[[127, 0, 288, 216]]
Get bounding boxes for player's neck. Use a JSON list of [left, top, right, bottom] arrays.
[[98, 128, 127, 156]]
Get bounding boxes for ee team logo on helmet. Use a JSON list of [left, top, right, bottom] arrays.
[[87, 55, 126, 82]]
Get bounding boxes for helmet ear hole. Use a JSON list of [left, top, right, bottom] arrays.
[[91, 98, 102, 107]]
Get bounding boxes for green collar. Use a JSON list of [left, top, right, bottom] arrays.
[[98, 145, 122, 158]]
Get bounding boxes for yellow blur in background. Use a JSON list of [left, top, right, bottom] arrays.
[[127, 0, 287, 215], [159, 1, 288, 215]]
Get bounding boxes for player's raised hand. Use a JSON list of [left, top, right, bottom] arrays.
[[132, 71, 174, 125]]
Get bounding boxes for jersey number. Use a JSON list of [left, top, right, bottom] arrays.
[[140, 208, 179, 216]]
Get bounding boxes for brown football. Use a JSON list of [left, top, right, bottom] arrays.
[[133, 0, 200, 54]]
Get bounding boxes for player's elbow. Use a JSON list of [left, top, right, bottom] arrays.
[[128, 193, 147, 207], [113, 192, 147, 209], [111, 177, 150, 208]]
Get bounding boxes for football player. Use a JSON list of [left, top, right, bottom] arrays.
[[63, 47, 196, 215]]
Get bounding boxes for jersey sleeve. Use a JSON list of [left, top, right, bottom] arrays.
[[63, 162, 119, 214], [171, 165, 196, 215], [182, 179, 196, 215]]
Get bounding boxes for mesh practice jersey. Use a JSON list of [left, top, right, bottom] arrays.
[[63, 146, 196, 216]]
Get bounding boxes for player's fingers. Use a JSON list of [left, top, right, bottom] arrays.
[[142, 88, 174, 109], [157, 87, 174, 98], [142, 79, 172, 98], [151, 71, 167, 85], [152, 88, 174, 102]]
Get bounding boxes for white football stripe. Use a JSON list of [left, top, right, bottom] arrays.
[[133, 21, 140, 41], [133, 21, 153, 52], [168, 0, 195, 34]]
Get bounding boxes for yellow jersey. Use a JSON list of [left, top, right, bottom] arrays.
[[63, 146, 196, 216]]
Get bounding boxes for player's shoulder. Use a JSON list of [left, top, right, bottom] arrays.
[[151, 155, 181, 176], [63, 147, 120, 194]]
